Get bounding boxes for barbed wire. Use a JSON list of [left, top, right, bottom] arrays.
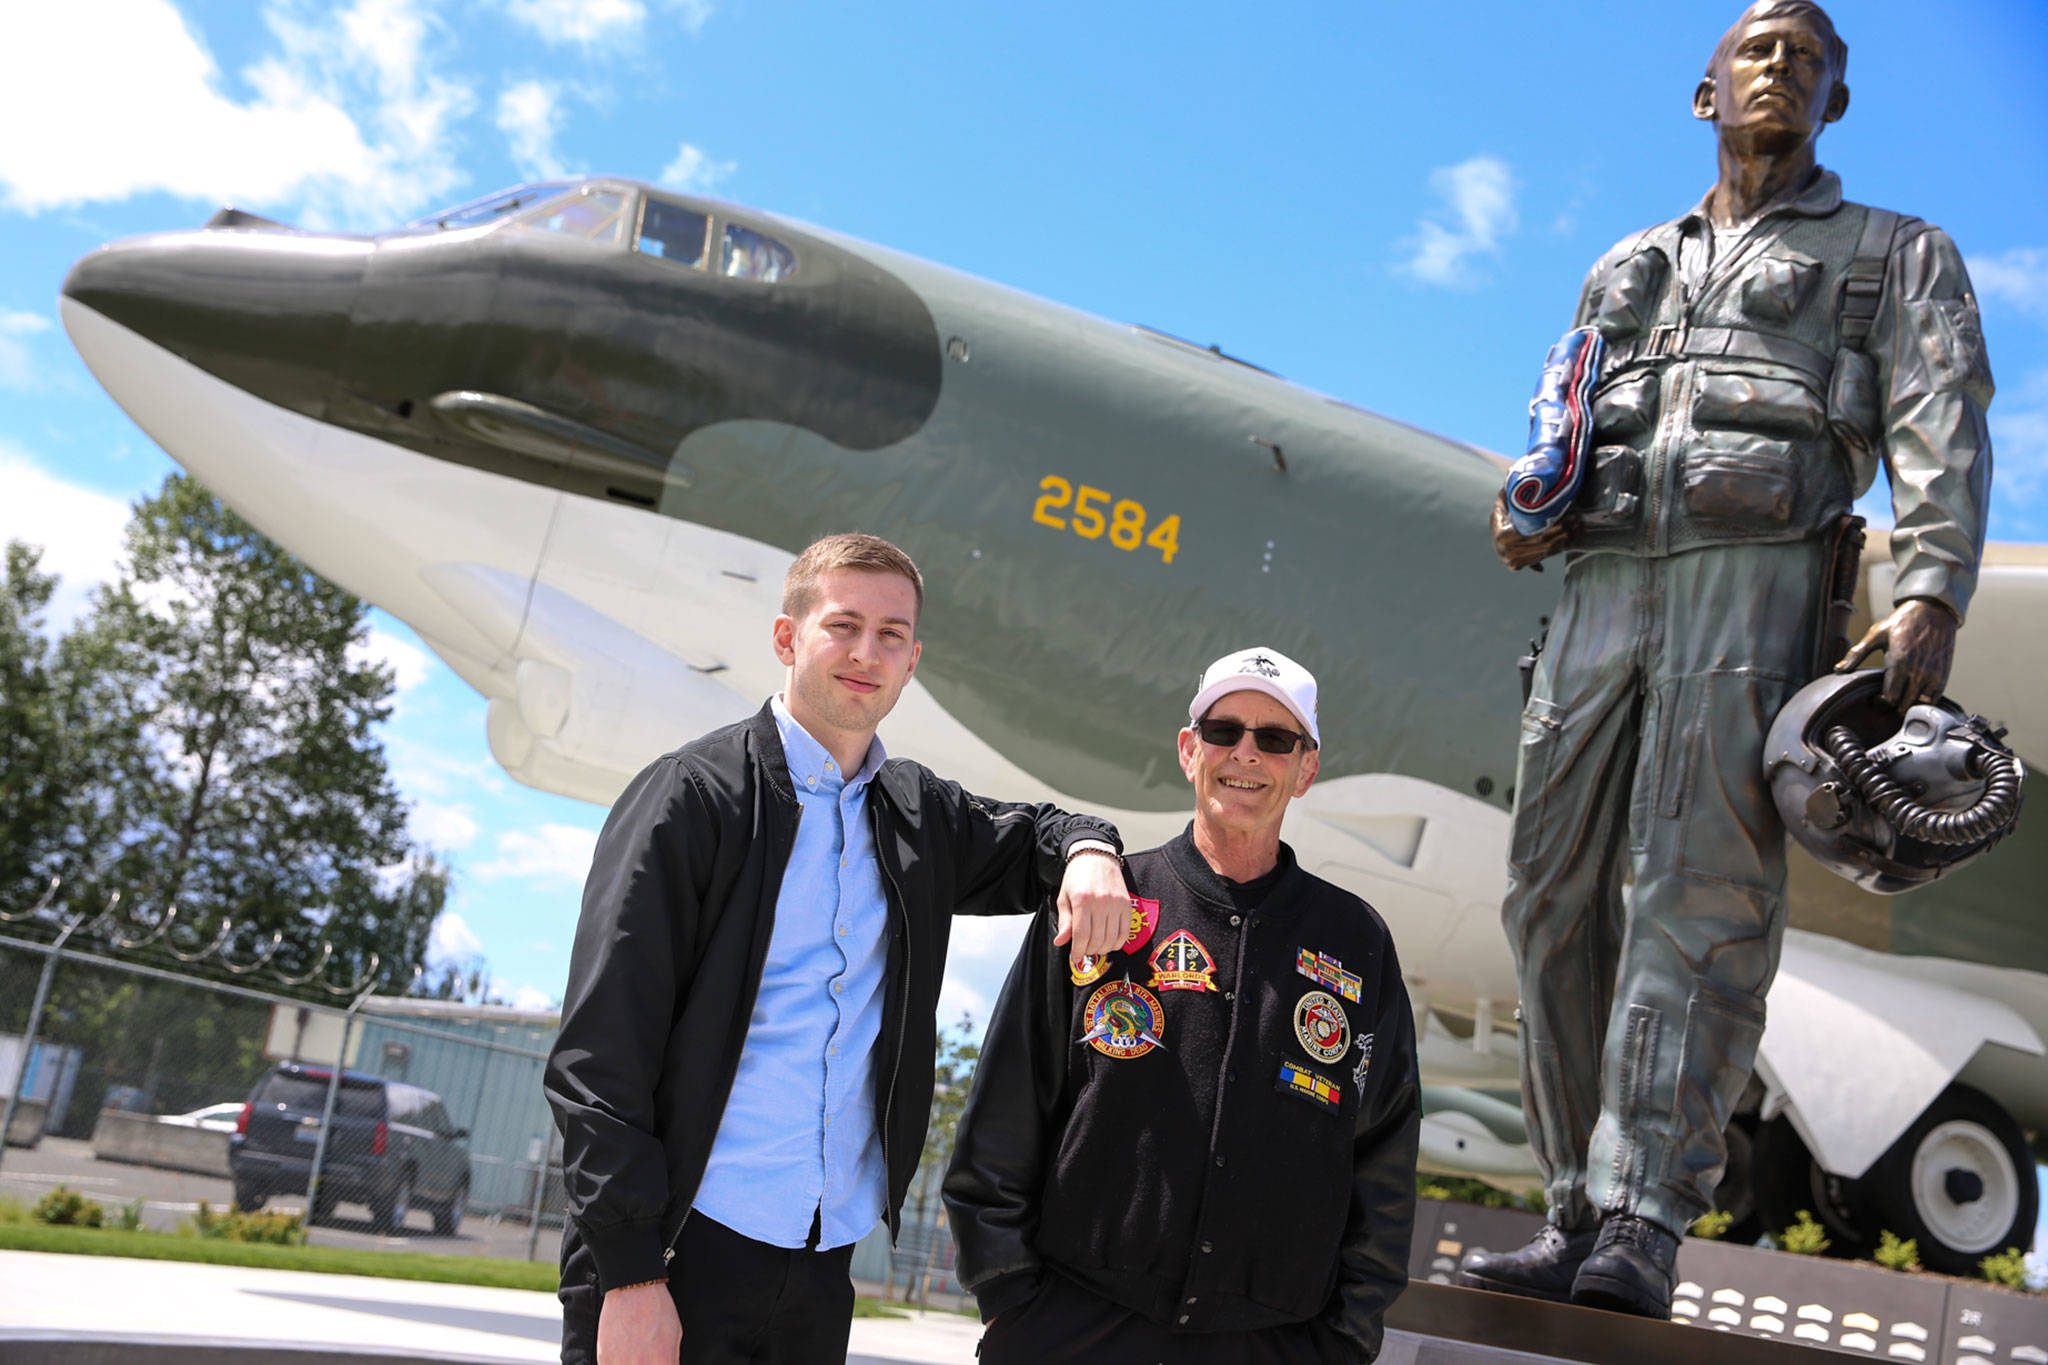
[[1, 875, 380, 996]]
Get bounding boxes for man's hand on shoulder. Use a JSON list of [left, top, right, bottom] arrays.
[[597, 1281, 680, 1364], [1054, 846, 1131, 965]]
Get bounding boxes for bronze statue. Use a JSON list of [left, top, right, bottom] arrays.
[[1461, 0, 1994, 1319]]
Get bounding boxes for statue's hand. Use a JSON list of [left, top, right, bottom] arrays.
[[1835, 597, 1959, 709], [1490, 493, 1572, 571]]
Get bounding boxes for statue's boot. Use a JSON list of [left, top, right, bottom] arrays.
[[1456, 1223, 1597, 1302], [1570, 1214, 1680, 1318]]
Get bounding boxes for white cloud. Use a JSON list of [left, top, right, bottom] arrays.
[[936, 915, 1032, 1036], [350, 625, 433, 693], [410, 799, 480, 851], [502, 0, 710, 45], [660, 142, 736, 195], [503, 981, 557, 1012], [1971, 246, 2048, 324], [0, 310, 52, 389], [1398, 154, 1519, 287], [427, 909, 484, 963], [473, 822, 600, 883], [0, 446, 131, 628], [0, 0, 472, 229], [503, 0, 645, 46], [497, 80, 570, 180]]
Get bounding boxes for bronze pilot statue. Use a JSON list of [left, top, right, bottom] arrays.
[[1460, 0, 1995, 1319]]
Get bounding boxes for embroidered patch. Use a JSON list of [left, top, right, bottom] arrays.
[[1276, 1059, 1341, 1113], [1294, 989, 1351, 1063], [1077, 981, 1167, 1059], [1124, 897, 1161, 953], [1352, 1032, 1375, 1088], [1295, 947, 1361, 1003], [1070, 953, 1112, 986], [1147, 928, 1219, 993]]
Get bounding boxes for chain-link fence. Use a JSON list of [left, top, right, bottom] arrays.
[[0, 917, 565, 1264]]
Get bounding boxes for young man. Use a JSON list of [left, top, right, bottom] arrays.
[[545, 533, 1133, 1363], [945, 647, 1421, 1364], [1469, 0, 1993, 1319]]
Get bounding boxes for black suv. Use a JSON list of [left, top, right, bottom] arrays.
[[229, 1062, 472, 1236]]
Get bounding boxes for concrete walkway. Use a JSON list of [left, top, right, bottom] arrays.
[[0, 1250, 982, 1364]]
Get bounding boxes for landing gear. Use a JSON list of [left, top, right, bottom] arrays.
[[1737, 1084, 2036, 1276]]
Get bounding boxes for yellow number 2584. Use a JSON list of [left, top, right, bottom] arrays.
[[1031, 476, 1180, 565]]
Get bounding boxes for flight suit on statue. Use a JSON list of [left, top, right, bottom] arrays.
[[1505, 168, 1993, 1242]]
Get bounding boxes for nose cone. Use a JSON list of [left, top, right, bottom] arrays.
[[63, 229, 370, 421]]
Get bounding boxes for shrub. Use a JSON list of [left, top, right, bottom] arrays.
[[1873, 1230, 1919, 1272], [1779, 1210, 1830, 1256], [1415, 1175, 1542, 1211], [1690, 1210, 1735, 1240], [0, 1196, 27, 1225], [113, 1199, 148, 1233], [190, 1200, 307, 1246], [32, 1186, 104, 1228], [1978, 1247, 2030, 1290]]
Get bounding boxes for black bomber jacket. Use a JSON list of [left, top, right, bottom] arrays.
[[543, 701, 1120, 1294], [943, 830, 1420, 1361]]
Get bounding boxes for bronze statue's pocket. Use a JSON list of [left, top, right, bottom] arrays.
[[1692, 369, 1825, 438], [1736, 250, 1822, 325], [1575, 445, 1642, 529], [1593, 249, 1669, 340], [1681, 434, 1796, 523], [1592, 372, 1659, 440]]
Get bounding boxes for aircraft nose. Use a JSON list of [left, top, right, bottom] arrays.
[[62, 227, 370, 422]]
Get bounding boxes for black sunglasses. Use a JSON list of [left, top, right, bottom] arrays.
[[1194, 718, 1314, 755]]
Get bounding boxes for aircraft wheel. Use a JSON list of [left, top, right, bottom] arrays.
[[1865, 1083, 2038, 1277], [1748, 1114, 1877, 1261]]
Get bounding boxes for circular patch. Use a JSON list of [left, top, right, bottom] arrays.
[[1294, 989, 1350, 1063], [1079, 980, 1167, 1060], [1070, 953, 1112, 986]]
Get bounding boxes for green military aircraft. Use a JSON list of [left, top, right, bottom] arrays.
[[61, 176, 2047, 1269]]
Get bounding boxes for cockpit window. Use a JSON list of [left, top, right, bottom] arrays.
[[721, 224, 796, 283], [521, 188, 627, 243], [413, 181, 576, 230], [637, 198, 709, 268]]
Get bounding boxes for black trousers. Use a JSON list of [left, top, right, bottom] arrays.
[[560, 1213, 856, 1364], [978, 1271, 1357, 1365]]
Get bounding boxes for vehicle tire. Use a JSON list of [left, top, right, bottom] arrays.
[[432, 1177, 469, 1237], [1864, 1083, 2038, 1277], [1748, 1114, 1878, 1261], [232, 1182, 266, 1213], [371, 1170, 414, 1236]]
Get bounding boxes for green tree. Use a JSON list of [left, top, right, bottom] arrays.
[[53, 473, 446, 994], [0, 542, 70, 913]]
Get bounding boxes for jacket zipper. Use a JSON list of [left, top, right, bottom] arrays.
[[875, 841, 912, 1242]]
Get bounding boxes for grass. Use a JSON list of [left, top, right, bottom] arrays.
[[0, 1222, 559, 1292]]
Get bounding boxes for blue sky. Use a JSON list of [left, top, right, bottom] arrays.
[[2, 0, 2045, 1243]]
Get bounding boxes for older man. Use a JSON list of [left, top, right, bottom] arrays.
[[546, 533, 1134, 1364], [1463, 0, 1993, 1321], [946, 646, 1420, 1364]]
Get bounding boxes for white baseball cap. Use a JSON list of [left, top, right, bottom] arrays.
[[1188, 646, 1319, 748]]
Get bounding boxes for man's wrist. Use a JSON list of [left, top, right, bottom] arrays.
[[1064, 839, 1119, 864]]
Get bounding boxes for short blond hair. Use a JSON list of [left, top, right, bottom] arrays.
[[781, 533, 924, 626]]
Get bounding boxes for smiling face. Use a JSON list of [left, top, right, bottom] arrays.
[[1178, 688, 1320, 846], [773, 566, 921, 753], [1696, 8, 1846, 149]]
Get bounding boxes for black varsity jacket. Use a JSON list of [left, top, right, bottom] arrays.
[[943, 829, 1420, 1362], [543, 701, 1120, 1297]]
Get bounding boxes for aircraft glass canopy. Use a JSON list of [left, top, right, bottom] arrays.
[[412, 181, 578, 230]]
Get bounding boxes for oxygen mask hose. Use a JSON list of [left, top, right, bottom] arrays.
[[1822, 724, 2024, 847]]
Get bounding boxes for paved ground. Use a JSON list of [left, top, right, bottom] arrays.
[[0, 1137, 561, 1263], [0, 1250, 985, 1364]]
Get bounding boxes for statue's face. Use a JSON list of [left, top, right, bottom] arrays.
[[1703, 12, 1842, 144]]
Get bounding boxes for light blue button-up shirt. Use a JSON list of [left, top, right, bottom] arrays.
[[692, 695, 892, 1250]]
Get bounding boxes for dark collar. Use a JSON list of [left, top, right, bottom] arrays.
[[1679, 165, 1843, 231], [1163, 823, 1300, 912]]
